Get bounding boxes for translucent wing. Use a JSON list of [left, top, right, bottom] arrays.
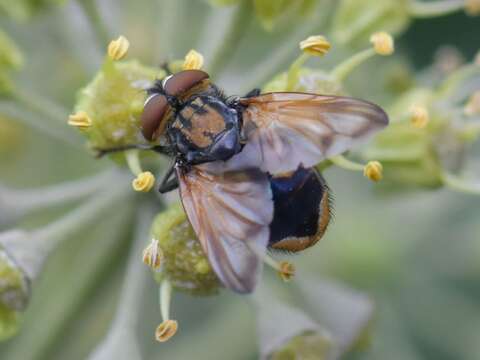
[[233, 92, 389, 175], [176, 162, 273, 293]]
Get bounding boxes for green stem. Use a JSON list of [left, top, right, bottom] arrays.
[[330, 155, 365, 171], [331, 48, 376, 82], [286, 53, 310, 91], [207, 1, 252, 77], [441, 171, 480, 195], [11, 87, 70, 125], [78, 0, 111, 47], [33, 180, 131, 256], [0, 169, 118, 222], [0, 100, 81, 148], [408, 0, 464, 18]]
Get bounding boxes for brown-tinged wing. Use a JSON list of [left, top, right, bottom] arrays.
[[176, 163, 273, 293], [233, 92, 389, 175]]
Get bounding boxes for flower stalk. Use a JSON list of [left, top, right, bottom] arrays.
[[408, 0, 465, 18]]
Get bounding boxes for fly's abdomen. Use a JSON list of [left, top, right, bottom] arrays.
[[268, 167, 331, 252]]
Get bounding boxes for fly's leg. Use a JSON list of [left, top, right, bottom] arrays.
[[94, 144, 172, 158], [158, 161, 179, 193], [244, 88, 261, 98]]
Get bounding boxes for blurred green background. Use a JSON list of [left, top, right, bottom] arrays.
[[0, 0, 479, 359]]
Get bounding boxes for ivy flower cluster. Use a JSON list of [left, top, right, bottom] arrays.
[[0, 0, 478, 359]]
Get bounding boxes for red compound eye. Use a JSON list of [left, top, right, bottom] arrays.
[[164, 70, 209, 96], [141, 94, 169, 141]]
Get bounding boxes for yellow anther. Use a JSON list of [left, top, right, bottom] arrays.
[[68, 111, 92, 130], [364, 161, 383, 182], [143, 239, 163, 271], [299, 35, 331, 56], [370, 32, 394, 56], [183, 49, 204, 70], [465, 91, 480, 115], [132, 171, 155, 192], [107, 35, 130, 61], [465, 0, 480, 15], [278, 261, 295, 282], [409, 105, 430, 128], [155, 320, 178, 342]]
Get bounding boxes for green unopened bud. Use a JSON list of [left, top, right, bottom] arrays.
[[0, 230, 37, 312], [270, 331, 332, 360], [362, 119, 446, 188], [0, 230, 31, 340], [73, 59, 164, 149], [0, 248, 30, 312], [332, 0, 410, 46], [0, 303, 20, 341], [253, 0, 317, 30], [151, 203, 220, 296]]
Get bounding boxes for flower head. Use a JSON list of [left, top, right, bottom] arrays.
[[370, 32, 395, 56], [409, 105, 430, 128], [183, 49, 204, 70], [363, 161, 383, 182], [68, 111, 92, 130], [299, 35, 331, 57], [142, 239, 163, 271], [132, 172, 155, 192], [278, 261, 295, 282], [155, 319, 178, 342], [107, 36, 130, 61]]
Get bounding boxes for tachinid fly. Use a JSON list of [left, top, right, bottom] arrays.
[[98, 69, 389, 293]]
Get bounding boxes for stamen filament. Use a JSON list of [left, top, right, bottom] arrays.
[[125, 150, 143, 176], [287, 53, 310, 90], [331, 48, 376, 82], [330, 155, 365, 171], [160, 280, 173, 321]]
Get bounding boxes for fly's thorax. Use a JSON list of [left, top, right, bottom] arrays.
[[168, 95, 242, 164]]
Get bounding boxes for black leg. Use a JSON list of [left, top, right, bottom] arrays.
[[158, 161, 179, 193], [161, 62, 173, 76], [244, 88, 261, 98], [94, 144, 172, 158]]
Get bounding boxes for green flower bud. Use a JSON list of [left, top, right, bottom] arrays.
[[332, 0, 410, 46], [0, 230, 30, 340], [270, 331, 332, 360], [362, 118, 446, 188], [0, 303, 20, 341], [253, 0, 316, 30], [73, 60, 164, 149], [0, 249, 30, 312], [0, 231, 34, 312], [151, 203, 220, 296]]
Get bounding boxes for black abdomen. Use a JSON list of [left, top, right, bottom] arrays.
[[268, 167, 331, 252]]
